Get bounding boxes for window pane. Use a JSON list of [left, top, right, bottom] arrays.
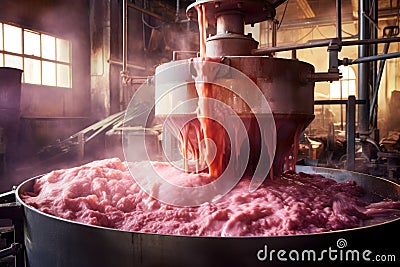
[[0, 54, 3, 67], [42, 61, 56, 86], [329, 80, 341, 99], [4, 54, 22, 69], [56, 38, 70, 63], [41, 34, 55, 60], [24, 30, 41, 57], [4, 24, 22, 54], [0, 23, 3, 50], [24, 58, 41, 84], [57, 64, 70, 87]]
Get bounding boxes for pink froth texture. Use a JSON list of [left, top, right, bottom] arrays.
[[21, 158, 400, 237]]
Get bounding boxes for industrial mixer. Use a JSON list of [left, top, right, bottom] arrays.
[[149, 0, 335, 201], [1, 1, 400, 267], [149, 0, 400, 189]]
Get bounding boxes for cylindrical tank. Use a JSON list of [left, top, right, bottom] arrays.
[[154, 57, 315, 176], [0, 67, 23, 171], [155, 57, 314, 117], [15, 167, 400, 267]]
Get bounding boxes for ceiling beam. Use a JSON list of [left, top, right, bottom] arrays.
[[351, 0, 358, 19], [296, 0, 316, 18]]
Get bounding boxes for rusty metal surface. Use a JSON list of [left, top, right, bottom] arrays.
[[155, 57, 314, 116], [186, 0, 287, 25], [206, 34, 259, 56]]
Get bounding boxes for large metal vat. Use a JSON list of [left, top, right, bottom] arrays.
[[15, 166, 400, 267]]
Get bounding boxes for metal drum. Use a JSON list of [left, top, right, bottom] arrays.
[[155, 57, 315, 175], [155, 57, 314, 117], [16, 166, 400, 267]]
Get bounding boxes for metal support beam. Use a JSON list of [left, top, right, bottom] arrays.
[[346, 96, 356, 170], [358, 0, 370, 136], [296, 0, 315, 18], [121, 0, 128, 111], [370, 2, 378, 132], [370, 42, 390, 125], [336, 0, 342, 42], [122, 0, 128, 72], [342, 51, 400, 65], [251, 37, 400, 55], [127, 2, 164, 22]]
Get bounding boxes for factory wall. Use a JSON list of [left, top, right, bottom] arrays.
[[90, 0, 111, 120], [102, 1, 198, 115], [90, 0, 152, 119], [0, 0, 196, 160], [0, 0, 91, 156], [0, 0, 91, 117], [108, 0, 160, 115]]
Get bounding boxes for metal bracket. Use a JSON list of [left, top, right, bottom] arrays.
[[306, 72, 340, 83], [327, 38, 342, 76]]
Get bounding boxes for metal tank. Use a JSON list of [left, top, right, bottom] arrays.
[[14, 166, 400, 267], [155, 0, 315, 175]]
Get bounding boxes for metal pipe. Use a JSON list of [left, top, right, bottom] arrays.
[[78, 133, 85, 162], [336, 0, 342, 42], [251, 37, 400, 55], [369, 42, 390, 124], [122, 0, 128, 72], [362, 11, 379, 31], [343, 37, 400, 46], [216, 14, 245, 34], [120, 0, 129, 111], [108, 59, 147, 71], [370, 2, 378, 130], [175, 0, 180, 22], [358, 0, 370, 136], [291, 49, 297, 59], [346, 95, 356, 171], [344, 52, 400, 64], [314, 99, 366, 105], [251, 39, 332, 55], [272, 20, 277, 47], [278, 13, 355, 29], [127, 2, 165, 21]]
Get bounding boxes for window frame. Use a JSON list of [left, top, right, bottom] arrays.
[[329, 65, 357, 99], [0, 22, 72, 89]]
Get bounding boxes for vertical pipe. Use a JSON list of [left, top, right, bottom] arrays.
[[358, 0, 370, 136], [175, 0, 180, 22], [336, 0, 342, 42], [78, 133, 85, 162], [121, 0, 128, 111], [370, 42, 390, 124], [122, 0, 128, 72], [272, 20, 277, 47], [370, 1, 378, 131], [291, 49, 297, 59], [346, 95, 356, 171], [340, 88, 344, 131]]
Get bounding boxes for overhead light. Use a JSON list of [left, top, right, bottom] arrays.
[[296, 0, 316, 19]]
